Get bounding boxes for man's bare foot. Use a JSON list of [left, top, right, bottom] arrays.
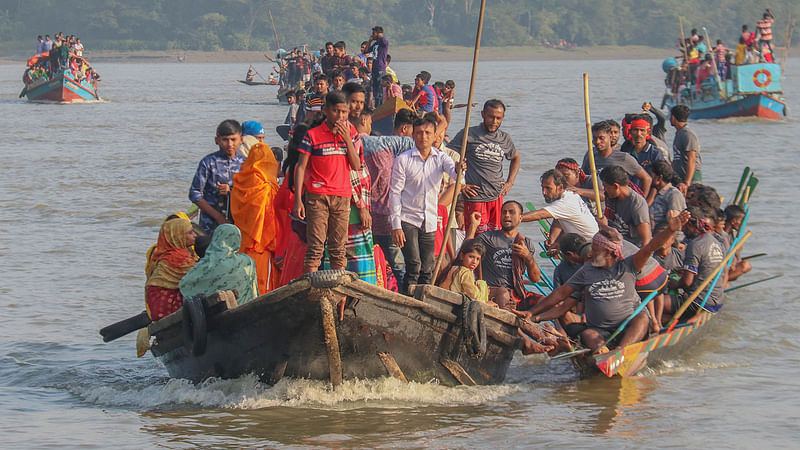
[[517, 329, 555, 355]]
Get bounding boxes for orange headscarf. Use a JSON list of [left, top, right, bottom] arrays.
[[145, 217, 198, 289], [231, 143, 280, 253]]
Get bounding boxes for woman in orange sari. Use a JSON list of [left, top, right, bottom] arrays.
[[231, 142, 281, 294], [145, 217, 198, 320]]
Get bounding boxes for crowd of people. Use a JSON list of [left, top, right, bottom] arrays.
[[142, 25, 752, 359], [664, 8, 778, 101], [24, 32, 100, 87]]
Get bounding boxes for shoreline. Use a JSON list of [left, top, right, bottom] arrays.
[[3, 44, 797, 65]]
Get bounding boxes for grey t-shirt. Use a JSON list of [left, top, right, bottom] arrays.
[[450, 125, 517, 202], [650, 185, 687, 230], [683, 233, 725, 307], [581, 149, 643, 178], [672, 126, 702, 182], [620, 239, 661, 280], [566, 256, 640, 329], [477, 230, 537, 289], [553, 260, 581, 289], [606, 191, 651, 247], [654, 247, 685, 273]]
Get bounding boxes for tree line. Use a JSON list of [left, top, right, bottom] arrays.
[[1, 0, 797, 53]]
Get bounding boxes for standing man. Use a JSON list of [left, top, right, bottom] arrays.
[[582, 121, 651, 196], [368, 26, 389, 107], [390, 115, 458, 294], [43, 34, 53, 52], [189, 120, 247, 234], [451, 99, 520, 234], [622, 115, 664, 182], [293, 92, 362, 274], [670, 105, 702, 194], [756, 9, 775, 55], [363, 109, 416, 288], [36, 36, 44, 54], [600, 166, 652, 247], [320, 42, 335, 74]]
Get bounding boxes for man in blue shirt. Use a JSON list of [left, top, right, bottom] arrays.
[[189, 120, 246, 234]]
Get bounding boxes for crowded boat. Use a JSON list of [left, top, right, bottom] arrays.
[[22, 32, 101, 102]]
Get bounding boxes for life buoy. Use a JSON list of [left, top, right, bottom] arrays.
[[182, 296, 207, 356], [753, 69, 772, 88]]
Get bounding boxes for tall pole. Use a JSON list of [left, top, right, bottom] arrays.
[[432, 0, 487, 278], [268, 9, 281, 52], [582, 74, 603, 219], [678, 17, 690, 66]]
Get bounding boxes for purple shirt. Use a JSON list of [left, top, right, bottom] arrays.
[[372, 36, 389, 73]]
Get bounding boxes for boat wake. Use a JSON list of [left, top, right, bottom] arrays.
[[638, 358, 749, 376], [72, 374, 527, 411]]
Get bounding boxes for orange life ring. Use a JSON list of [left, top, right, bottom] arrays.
[[753, 69, 772, 88]]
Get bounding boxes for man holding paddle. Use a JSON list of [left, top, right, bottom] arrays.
[[516, 210, 689, 355]]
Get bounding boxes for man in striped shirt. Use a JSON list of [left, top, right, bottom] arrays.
[[756, 9, 775, 54]]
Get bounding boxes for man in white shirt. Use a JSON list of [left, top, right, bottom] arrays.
[[522, 169, 599, 251], [390, 114, 458, 293]]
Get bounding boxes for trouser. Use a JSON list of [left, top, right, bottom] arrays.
[[371, 70, 383, 105], [304, 192, 350, 272], [373, 233, 406, 289], [400, 221, 435, 294]]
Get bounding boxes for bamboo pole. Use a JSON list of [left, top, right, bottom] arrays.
[[268, 9, 281, 52], [432, 0, 487, 278], [665, 231, 752, 333], [582, 74, 603, 219], [679, 17, 690, 66]]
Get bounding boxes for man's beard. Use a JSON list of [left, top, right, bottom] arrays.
[[544, 193, 558, 203], [591, 252, 609, 267], [501, 223, 515, 232]]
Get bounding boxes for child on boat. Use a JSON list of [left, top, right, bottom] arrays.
[[436, 238, 490, 304]]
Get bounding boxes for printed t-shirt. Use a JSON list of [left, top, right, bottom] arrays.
[[477, 230, 537, 289], [672, 126, 702, 182], [566, 256, 640, 330], [542, 190, 599, 241], [605, 191, 651, 247], [683, 233, 726, 308], [297, 121, 359, 197], [582, 149, 643, 178], [654, 248, 685, 273], [450, 125, 517, 202]]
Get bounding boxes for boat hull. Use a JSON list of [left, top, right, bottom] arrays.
[[148, 271, 523, 386], [574, 310, 712, 378], [25, 70, 99, 102], [667, 93, 785, 120]]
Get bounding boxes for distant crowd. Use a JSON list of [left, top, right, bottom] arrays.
[[24, 32, 99, 86]]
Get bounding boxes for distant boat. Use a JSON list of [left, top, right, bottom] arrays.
[[662, 61, 786, 120], [22, 52, 100, 103], [237, 79, 277, 86]]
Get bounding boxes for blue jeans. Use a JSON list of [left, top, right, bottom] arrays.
[[373, 233, 405, 290]]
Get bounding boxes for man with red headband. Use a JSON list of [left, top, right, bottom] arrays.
[[517, 211, 690, 354], [622, 114, 665, 192], [663, 206, 727, 322]]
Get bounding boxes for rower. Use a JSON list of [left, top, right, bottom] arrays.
[[518, 211, 689, 354], [246, 66, 256, 82], [600, 166, 652, 247], [649, 160, 687, 232], [582, 120, 651, 195], [723, 204, 751, 282], [663, 206, 727, 322], [621, 114, 665, 193]]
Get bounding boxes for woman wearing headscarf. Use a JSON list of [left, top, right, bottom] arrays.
[[179, 224, 259, 304], [275, 125, 308, 286], [230, 142, 280, 294], [145, 217, 198, 320]]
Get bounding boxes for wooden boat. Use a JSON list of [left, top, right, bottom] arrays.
[[141, 270, 526, 386], [23, 68, 99, 102], [573, 311, 712, 377], [237, 79, 277, 86], [372, 97, 413, 136], [663, 62, 786, 120]]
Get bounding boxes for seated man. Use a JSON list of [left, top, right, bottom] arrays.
[[582, 120, 651, 195], [664, 206, 728, 321], [723, 204, 751, 282], [518, 211, 689, 354], [189, 120, 247, 234], [522, 169, 599, 250], [600, 165, 652, 247], [467, 200, 541, 311]]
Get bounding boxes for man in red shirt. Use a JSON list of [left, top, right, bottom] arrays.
[[293, 91, 362, 273]]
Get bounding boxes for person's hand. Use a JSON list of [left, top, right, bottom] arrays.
[[359, 207, 372, 230], [677, 182, 688, 195], [459, 161, 467, 172], [642, 101, 652, 112], [668, 209, 690, 232], [544, 240, 560, 257], [512, 309, 534, 321], [392, 228, 405, 248], [469, 211, 481, 227], [332, 120, 349, 138], [500, 180, 513, 197], [512, 242, 533, 263], [217, 182, 231, 196], [596, 215, 608, 226], [461, 184, 479, 198], [292, 201, 305, 221], [214, 211, 230, 226]]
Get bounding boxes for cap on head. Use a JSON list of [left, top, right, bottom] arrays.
[[241, 121, 265, 136]]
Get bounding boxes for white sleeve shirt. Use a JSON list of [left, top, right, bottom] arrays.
[[542, 190, 599, 241], [390, 146, 456, 233]]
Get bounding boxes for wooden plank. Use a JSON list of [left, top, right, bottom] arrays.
[[377, 352, 408, 383], [440, 359, 477, 386]]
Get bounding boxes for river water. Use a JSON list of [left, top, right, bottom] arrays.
[[1, 57, 797, 447]]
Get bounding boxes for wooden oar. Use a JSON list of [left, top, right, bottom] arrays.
[[742, 252, 766, 261], [697, 208, 751, 309], [725, 274, 783, 293], [432, 0, 487, 278], [582, 74, 603, 219], [665, 231, 752, 333], [733, 167, 750, 206]]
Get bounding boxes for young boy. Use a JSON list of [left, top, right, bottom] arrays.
[[293, 92, 362, 273], [189, 120, 247, 234]]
